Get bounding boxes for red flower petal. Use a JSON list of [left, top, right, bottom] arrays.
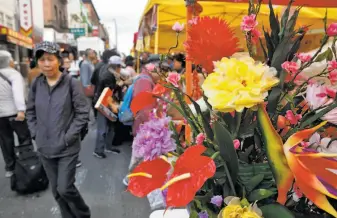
[[184, 16, 239, 73], [165, 145, 216, 207], [127, 158, 171, 197], [130, 91, 156, 114], [152, 84, 167, 96]]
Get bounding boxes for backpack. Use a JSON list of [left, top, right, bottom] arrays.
[[118, 75, 152, 125], [32, 76, 88, 141], [11, 143, 49, 194]]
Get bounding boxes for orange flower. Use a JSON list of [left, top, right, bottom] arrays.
[[184, 16, 239, 73]]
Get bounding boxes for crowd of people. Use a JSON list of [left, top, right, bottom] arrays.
[[0, 41, 187, 218]]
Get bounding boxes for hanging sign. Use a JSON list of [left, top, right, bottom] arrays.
[[19, 0, 33, 37]]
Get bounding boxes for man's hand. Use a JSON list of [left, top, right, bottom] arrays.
[[15, 111, 25, 121]]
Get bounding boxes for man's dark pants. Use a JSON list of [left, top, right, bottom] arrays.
[[0, 116, 31, 171], [40, 153, 91, 218]]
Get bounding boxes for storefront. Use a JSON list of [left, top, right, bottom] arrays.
[[0, 25, 33, 61]]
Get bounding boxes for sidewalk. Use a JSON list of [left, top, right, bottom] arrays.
[[0, 128, 151, 218]]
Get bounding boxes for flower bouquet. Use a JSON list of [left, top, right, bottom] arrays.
[[127, 0, 337, 217]]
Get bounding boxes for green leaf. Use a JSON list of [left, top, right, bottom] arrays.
[[260, 204, 295, 218], [267, 87, 282, 115], [263, 27, 275, 61], [279, 0, 294, 40], [247, 189, 276, 201], [221, 112, 236, 133], [268, 0, 280, 46], [245, 174, 265, 192], [284, 8, 301, 37], [213, 121, 239, 184], [300, 102, 337, 128], [327, 47, 334, 61], [238, 145, 254, 163], [186, 95, 214, 140], [315, 48, 333, 62], [189, 209, 199, 218]]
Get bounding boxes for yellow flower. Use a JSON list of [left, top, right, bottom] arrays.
[[222, 205, 245, 218], [242, 211, 262, 218], [202, 57, 279, 112]]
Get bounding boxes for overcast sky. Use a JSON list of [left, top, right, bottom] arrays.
[[92, 0, 148, 54]]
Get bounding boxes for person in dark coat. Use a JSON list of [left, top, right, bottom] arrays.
[[26, 41, 91, 218]]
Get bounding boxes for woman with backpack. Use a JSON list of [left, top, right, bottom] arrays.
[[26, 41, 91, 218], [0, 50, 31, 178]]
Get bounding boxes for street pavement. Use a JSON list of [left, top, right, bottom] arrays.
[[0, 128, 151, 218]]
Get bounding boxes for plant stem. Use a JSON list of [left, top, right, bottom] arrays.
[[224, 162, 237, 196], [234, 112, 242, 139]]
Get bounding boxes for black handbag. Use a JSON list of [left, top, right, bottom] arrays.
[[10, 143, 49, 195]]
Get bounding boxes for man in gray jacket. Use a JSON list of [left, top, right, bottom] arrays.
[[0, 50, 31, 178], [26, 42, 90, 218]]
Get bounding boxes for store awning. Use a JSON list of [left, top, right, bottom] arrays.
[[197, 0, 337, 8], [0, 26, 33, 49], [138, 0, 337, 53]]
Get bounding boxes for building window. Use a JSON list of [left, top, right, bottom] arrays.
[[0, 12, 4, 25], [6, 15, 13, 29]]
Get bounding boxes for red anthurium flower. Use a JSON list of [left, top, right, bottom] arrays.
[[127, 145, 216, 208], [130, 92, 156, 115], [163, 145, 216, 207], [127, 158, 171, 198]]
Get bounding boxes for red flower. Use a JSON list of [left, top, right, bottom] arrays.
[[127, 145, 216, 208], [184, 16, 239, 73], [127, 158, 171, 197], [165, 145, 216, 207], [130, 92, 156, 115], [152, 84, 167, 96]]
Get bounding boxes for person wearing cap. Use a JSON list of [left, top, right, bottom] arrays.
[[0, 50, 31, 178], [93, 55, 125, 158], [26, 41, 91, 218]]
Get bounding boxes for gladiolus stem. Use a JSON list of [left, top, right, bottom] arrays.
[[160, 173, 191, 191]]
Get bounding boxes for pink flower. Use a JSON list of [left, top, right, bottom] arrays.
[[329, 70, 337, 85], [327, 23, 337, 37], [172, 22, 184, 32], [166, 72, 181, 88], [281, 61, 299, 74], [306, 84, 337, 125], [196, 133, 206, 145], [285, 110, 302, 125], [233, 139, 240, 150], [328, 60, 337, 71], [296, 53, 312, 63], [317, 86, 337, 99], [250, 28, 261, 44], [240, 14, 258, 32]]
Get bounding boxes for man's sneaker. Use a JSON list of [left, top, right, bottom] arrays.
[[105, 148, 121, 154], [5, 171, 13, 178], [93, 152, 106, 159], [123, 176, 129, 186], [76, 160, 82, 168]]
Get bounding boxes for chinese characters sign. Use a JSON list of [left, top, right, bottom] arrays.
[[19, 0, 33, 37]]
